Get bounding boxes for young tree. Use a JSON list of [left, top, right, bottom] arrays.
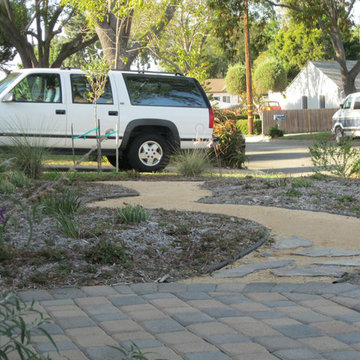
[[69, 0, 180, 70], [224, 63, 247, 105], [0, 0, 97, 68], [253, 56, 287, 94], [264, 0, 360, 95]]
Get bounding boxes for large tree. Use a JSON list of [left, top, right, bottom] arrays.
[[0, 0, 97, 68], [265, 0, 360, 95], [69, 0, 180, 70], [273, 19, 329, 82], [146, 0, 211, 82]]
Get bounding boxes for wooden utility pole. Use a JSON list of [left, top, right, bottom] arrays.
[[244, 0, 254, 134]]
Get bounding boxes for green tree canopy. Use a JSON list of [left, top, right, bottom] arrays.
[[264, 0, 360, 94], [225, 63, 247, 96], [253, 56, 287, 94], [148, 0, 211, 82], [273, 20, 328, 82]]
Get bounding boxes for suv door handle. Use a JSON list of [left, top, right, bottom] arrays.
[[108, 111, 118, 116], [56, 109, 66, 115]]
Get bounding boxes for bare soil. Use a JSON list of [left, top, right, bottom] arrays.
[[1, 174, 360, 290]]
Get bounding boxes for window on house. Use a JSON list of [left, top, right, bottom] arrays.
[[319, 95, 325, 109], [302, 96, 308, 109]]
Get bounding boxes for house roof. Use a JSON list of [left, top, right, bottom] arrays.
[[311, 60, 360, 90], [204, 78, 226, 93]]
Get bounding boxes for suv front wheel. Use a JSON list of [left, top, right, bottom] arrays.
[[127, 134, 170, 172]]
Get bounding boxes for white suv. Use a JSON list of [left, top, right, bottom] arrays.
[[0, 68, 214, 172]]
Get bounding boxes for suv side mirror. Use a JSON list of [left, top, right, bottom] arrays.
[[339, 103, 344, 109], [2, 92, 14, 102]]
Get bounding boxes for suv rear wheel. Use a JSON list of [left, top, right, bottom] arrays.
[[127, 133, 170, 172]]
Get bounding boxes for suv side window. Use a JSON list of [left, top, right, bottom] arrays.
[[343, 97, 352, 109], [12, 74, 61, 103], [70, 75, 113, 104], [124, 74, 207, 108], [354, 96, 360, 110]]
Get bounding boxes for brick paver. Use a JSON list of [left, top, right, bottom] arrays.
[[13, 282, 360, 359]]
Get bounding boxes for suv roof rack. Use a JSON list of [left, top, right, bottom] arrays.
[[114, 69, 185, 76]]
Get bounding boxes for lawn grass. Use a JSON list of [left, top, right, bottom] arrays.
[[280, 131, 331, 140]]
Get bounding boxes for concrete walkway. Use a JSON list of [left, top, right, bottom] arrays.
[[18, 180, 360, 360]]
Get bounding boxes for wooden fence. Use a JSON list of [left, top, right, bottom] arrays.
[[262, 108, 338, 135]]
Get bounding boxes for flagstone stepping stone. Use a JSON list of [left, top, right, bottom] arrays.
[[293, 248, 360, 257], [213, 259, 295, 278], [313, 259, 360, 267], [272, 266, 346, 278], [272, 236, 314, 250]]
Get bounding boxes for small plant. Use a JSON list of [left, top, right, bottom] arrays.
[[0, 293, 57, 359], [41, 189, 81, 216], [10, 136, 48, 179], [338, 194, 355, 203], [291, 177, 313, 188], [268, 125, 284, 138], [56, 212, 80, 238], [85, 240, 127, 264], [118, 204, 150, 224], [7, 170, 30, 188], [175, 149, 210, 177], [0, 180, 15, 194], [309, 136, 360, 177], [286, 188, 302, 197]]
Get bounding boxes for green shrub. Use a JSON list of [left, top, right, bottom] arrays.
[[118, 204, 150, 224], [237, 119, 262, 135], [211, 118, 246, 169], [86, 240, 127, 264], [268, 125, 285, 138], [175, 149, 210, 177], [0, 293, 57, 359], [309, 136, 360, 177]]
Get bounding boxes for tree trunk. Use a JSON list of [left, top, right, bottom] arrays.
[[95, 0, 180, 70]]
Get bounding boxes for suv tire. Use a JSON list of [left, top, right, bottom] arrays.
[[127, 133, 170, 172]]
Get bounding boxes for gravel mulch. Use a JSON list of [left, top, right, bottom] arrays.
[[199, 175, 360, 217], [0, 181, 267, 290], [2, 174, 360, 290]]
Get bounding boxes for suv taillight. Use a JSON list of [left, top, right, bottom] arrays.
[[209, 108, 214, 129]]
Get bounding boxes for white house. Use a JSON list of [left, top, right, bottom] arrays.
[[268, 60, 360, 110], [204, 78, 241, 109]]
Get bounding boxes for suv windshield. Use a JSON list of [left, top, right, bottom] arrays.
[[0, 72, 20, 94]]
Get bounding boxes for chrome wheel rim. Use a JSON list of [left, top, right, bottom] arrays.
[[138, 140, 163, 166]]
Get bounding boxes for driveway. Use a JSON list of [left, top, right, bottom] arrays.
[[245, 139, 314, 175]]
